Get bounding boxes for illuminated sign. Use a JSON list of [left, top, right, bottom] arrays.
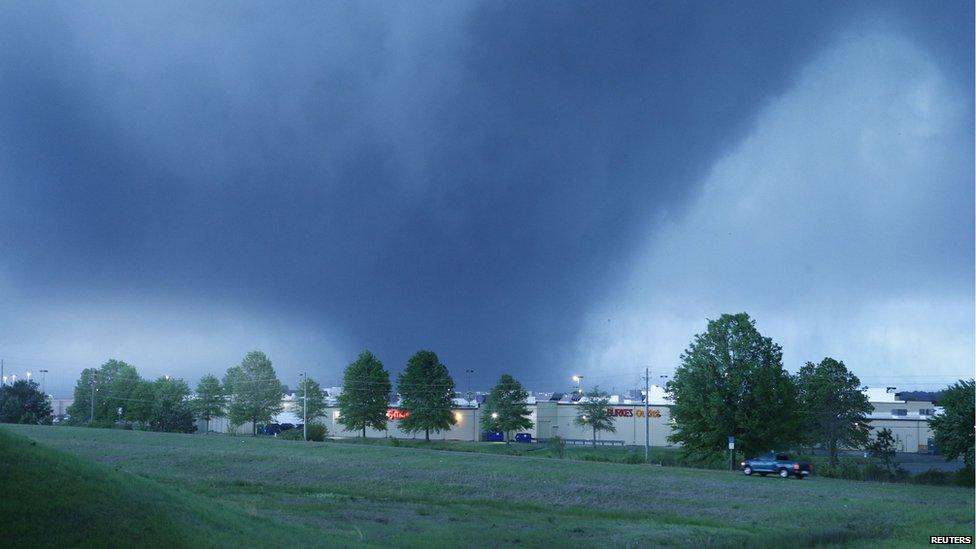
[[608, 408, 661, 418], [386, 408, 410, 421]]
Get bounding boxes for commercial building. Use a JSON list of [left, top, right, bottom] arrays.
[[861, 388, 939, 453], [284, 386, 941, 453]]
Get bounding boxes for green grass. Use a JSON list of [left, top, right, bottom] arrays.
[[331, 436, 730, 467], [2, 424, 973, 547], [0, 427, 349, 548]]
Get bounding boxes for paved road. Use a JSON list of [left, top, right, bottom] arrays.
[[825, 449, 966, 473]]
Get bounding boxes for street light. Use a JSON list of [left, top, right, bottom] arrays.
[[465, 369, 476, 442], [299, 371, 308, 441]]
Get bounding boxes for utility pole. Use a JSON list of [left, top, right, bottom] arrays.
[[465, 369, 475, 442], [644, 367, 650, 462], [90, 372, 96, 425], [302, 371, 308, 442], [39, 369, 49, 395]]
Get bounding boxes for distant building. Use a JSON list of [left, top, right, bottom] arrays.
[[184, 383, 942, 453]]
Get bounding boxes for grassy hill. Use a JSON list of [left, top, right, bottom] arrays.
[[2, 424, 973, 547], [0, 428, 346, 547]]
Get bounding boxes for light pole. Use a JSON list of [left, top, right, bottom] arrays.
[[90, 373, 96, 425], [643, 368, 650, 462], [299, 371, 308, 441], [572, 375, 584, 395], [465, 369, 476, 442], [39, 369, 49, 395]]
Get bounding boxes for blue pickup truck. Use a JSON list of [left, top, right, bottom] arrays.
[[741, 453, 812, 479]]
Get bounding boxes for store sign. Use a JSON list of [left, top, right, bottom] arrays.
[[608, 408, 634, 417], [608, 408, 661, 418], [386, 409, 410, 421]]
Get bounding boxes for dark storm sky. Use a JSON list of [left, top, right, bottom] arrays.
[[0, 2, 972, 396]]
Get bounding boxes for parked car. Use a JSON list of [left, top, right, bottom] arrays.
[[741, 452, 812, 479], [258, 423, 282, 436]]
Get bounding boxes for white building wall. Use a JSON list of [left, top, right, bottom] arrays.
[[200, 395, 939, 453]]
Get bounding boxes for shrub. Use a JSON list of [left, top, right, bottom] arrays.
[[623, 451, 646, 465], [279, 428, 304, 440], [954, 467, 974, 487], [279, 423, 327, 442], [547, 436, 566, 459], [306, 423, 327, 442], [891, 467, 911, 483], [914, 468, 952, 486], [861, 463, 889, 482]]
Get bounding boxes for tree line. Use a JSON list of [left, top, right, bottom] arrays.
[[2, 311, 971, 476], [665, 312, 973, 474], [34, 349, 538, 443]]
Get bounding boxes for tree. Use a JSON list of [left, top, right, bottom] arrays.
[[867, 427, 897, 474], [929, 379, 975, 470], [574, 387, 616, 446], [480, 374, 534, 442], [296, 376, 327, 424], [667, 313, 800, 461], [397, 350, 456, 442], [148, 377, 196, 433], [126, 380, 155, 425], [337, 351, 392, 438], [193, 374, 226, 433], [795, 357, 872, 466], [224, 351, 283, 436], [0, 380, 53, 424], [65, 359, 143, 425]]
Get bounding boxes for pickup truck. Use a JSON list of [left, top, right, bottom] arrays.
[[741, 453, 812, 479]]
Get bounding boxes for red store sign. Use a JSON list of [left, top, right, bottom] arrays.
[[386, 408, 410, 421]]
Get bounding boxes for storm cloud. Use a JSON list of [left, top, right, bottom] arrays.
[[0, 2, 971, 395]]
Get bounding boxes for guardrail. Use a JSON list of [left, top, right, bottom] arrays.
[[559, 438, 626, 447]]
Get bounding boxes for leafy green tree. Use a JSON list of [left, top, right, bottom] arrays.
[[148, 377, 196, 433], [66, 360, 143, 425], [224, 351, 283, 436], [338, 351, 392, 437], [0, 380, 53, 424], [795, 357, 871, 466], [929, 379, 975, 470], [575, 387, 616, 446], [867, 427, 898, 473], [480, 374, 534, 442], [126, 380, 156, 425], [667, 313, 800, 460], [397, 350, 456, 442], [193, 374, 226, 433], [296, 377, 327, 423]]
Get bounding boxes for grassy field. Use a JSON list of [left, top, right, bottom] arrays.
[[329, 436, 732, 468], [2, 425, 972, 547]]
